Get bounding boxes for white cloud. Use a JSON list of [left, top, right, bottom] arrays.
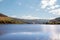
[[49, 17, 56, 19], [10, 15, 17, 18], [40, 0, 57, 9], [49, 0, 57, 6], [49, 9, 60, 15], [40, 0, 60, 15], [47, 5, 60, 10], [41, 0, 49, 9], [10, 15, 55, 19], [10, 15, 40, 19], [20, 15, 40, 19]]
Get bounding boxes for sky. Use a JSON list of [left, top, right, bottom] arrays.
[[0, 0, 60, 19]]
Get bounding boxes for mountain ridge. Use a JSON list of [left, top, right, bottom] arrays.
[[0, 13, 26, 24], [0, 13, 8, 17], [0, 13, 60, 24]]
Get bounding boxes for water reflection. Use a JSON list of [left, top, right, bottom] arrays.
[[0, 24, 43, 34], [0, 24, 60, 40], [0, 32, 50, 40]]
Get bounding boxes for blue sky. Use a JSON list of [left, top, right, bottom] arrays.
[[0, 0, 60, 19]]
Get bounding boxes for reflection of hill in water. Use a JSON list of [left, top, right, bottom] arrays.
[[0, 24, 50, 40], [0, 25, 7, 35], [0, 29, 7, 35], [0, 30, 5, 35]]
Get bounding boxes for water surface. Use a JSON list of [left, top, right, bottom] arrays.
[[0, 24, 60, 40]]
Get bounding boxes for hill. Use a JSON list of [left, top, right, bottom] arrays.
[[0, 13, 49, 24], [48, 17, 60, 24], [0, 13, 8, 17], [0, 13, 26, 24], [21, 19, 49, 24]]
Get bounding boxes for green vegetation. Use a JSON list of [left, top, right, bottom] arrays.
[[0, 13, 27, 24], [48, 17, 60, 24], [0, 13, 60, 24], [0, 17, 26, 24]]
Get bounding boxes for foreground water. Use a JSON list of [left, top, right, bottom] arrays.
[[0, 24, 60, 40]]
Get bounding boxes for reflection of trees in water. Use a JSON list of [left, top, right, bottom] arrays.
[[0, 30, 6, 35]]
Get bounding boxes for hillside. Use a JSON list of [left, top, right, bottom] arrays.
[[0, 13, 8, 17], [0, 13, 49, 24], [48, 17, 60, 24], [21, 19, 49, 24], [0, 13, 26, 24]]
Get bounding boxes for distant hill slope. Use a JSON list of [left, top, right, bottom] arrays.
[[21, 19, 49, 24], [48, 17, 60, 24], [0, 13, 50, 24], [0, 13, 26, 24], [55, 17, 60, 21], [0, 13, 8, 17]]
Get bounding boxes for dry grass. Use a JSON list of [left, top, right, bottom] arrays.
[[0, 17, 25, 24]]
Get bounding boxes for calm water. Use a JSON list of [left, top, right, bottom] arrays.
[[0, 24, 60, 40]]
